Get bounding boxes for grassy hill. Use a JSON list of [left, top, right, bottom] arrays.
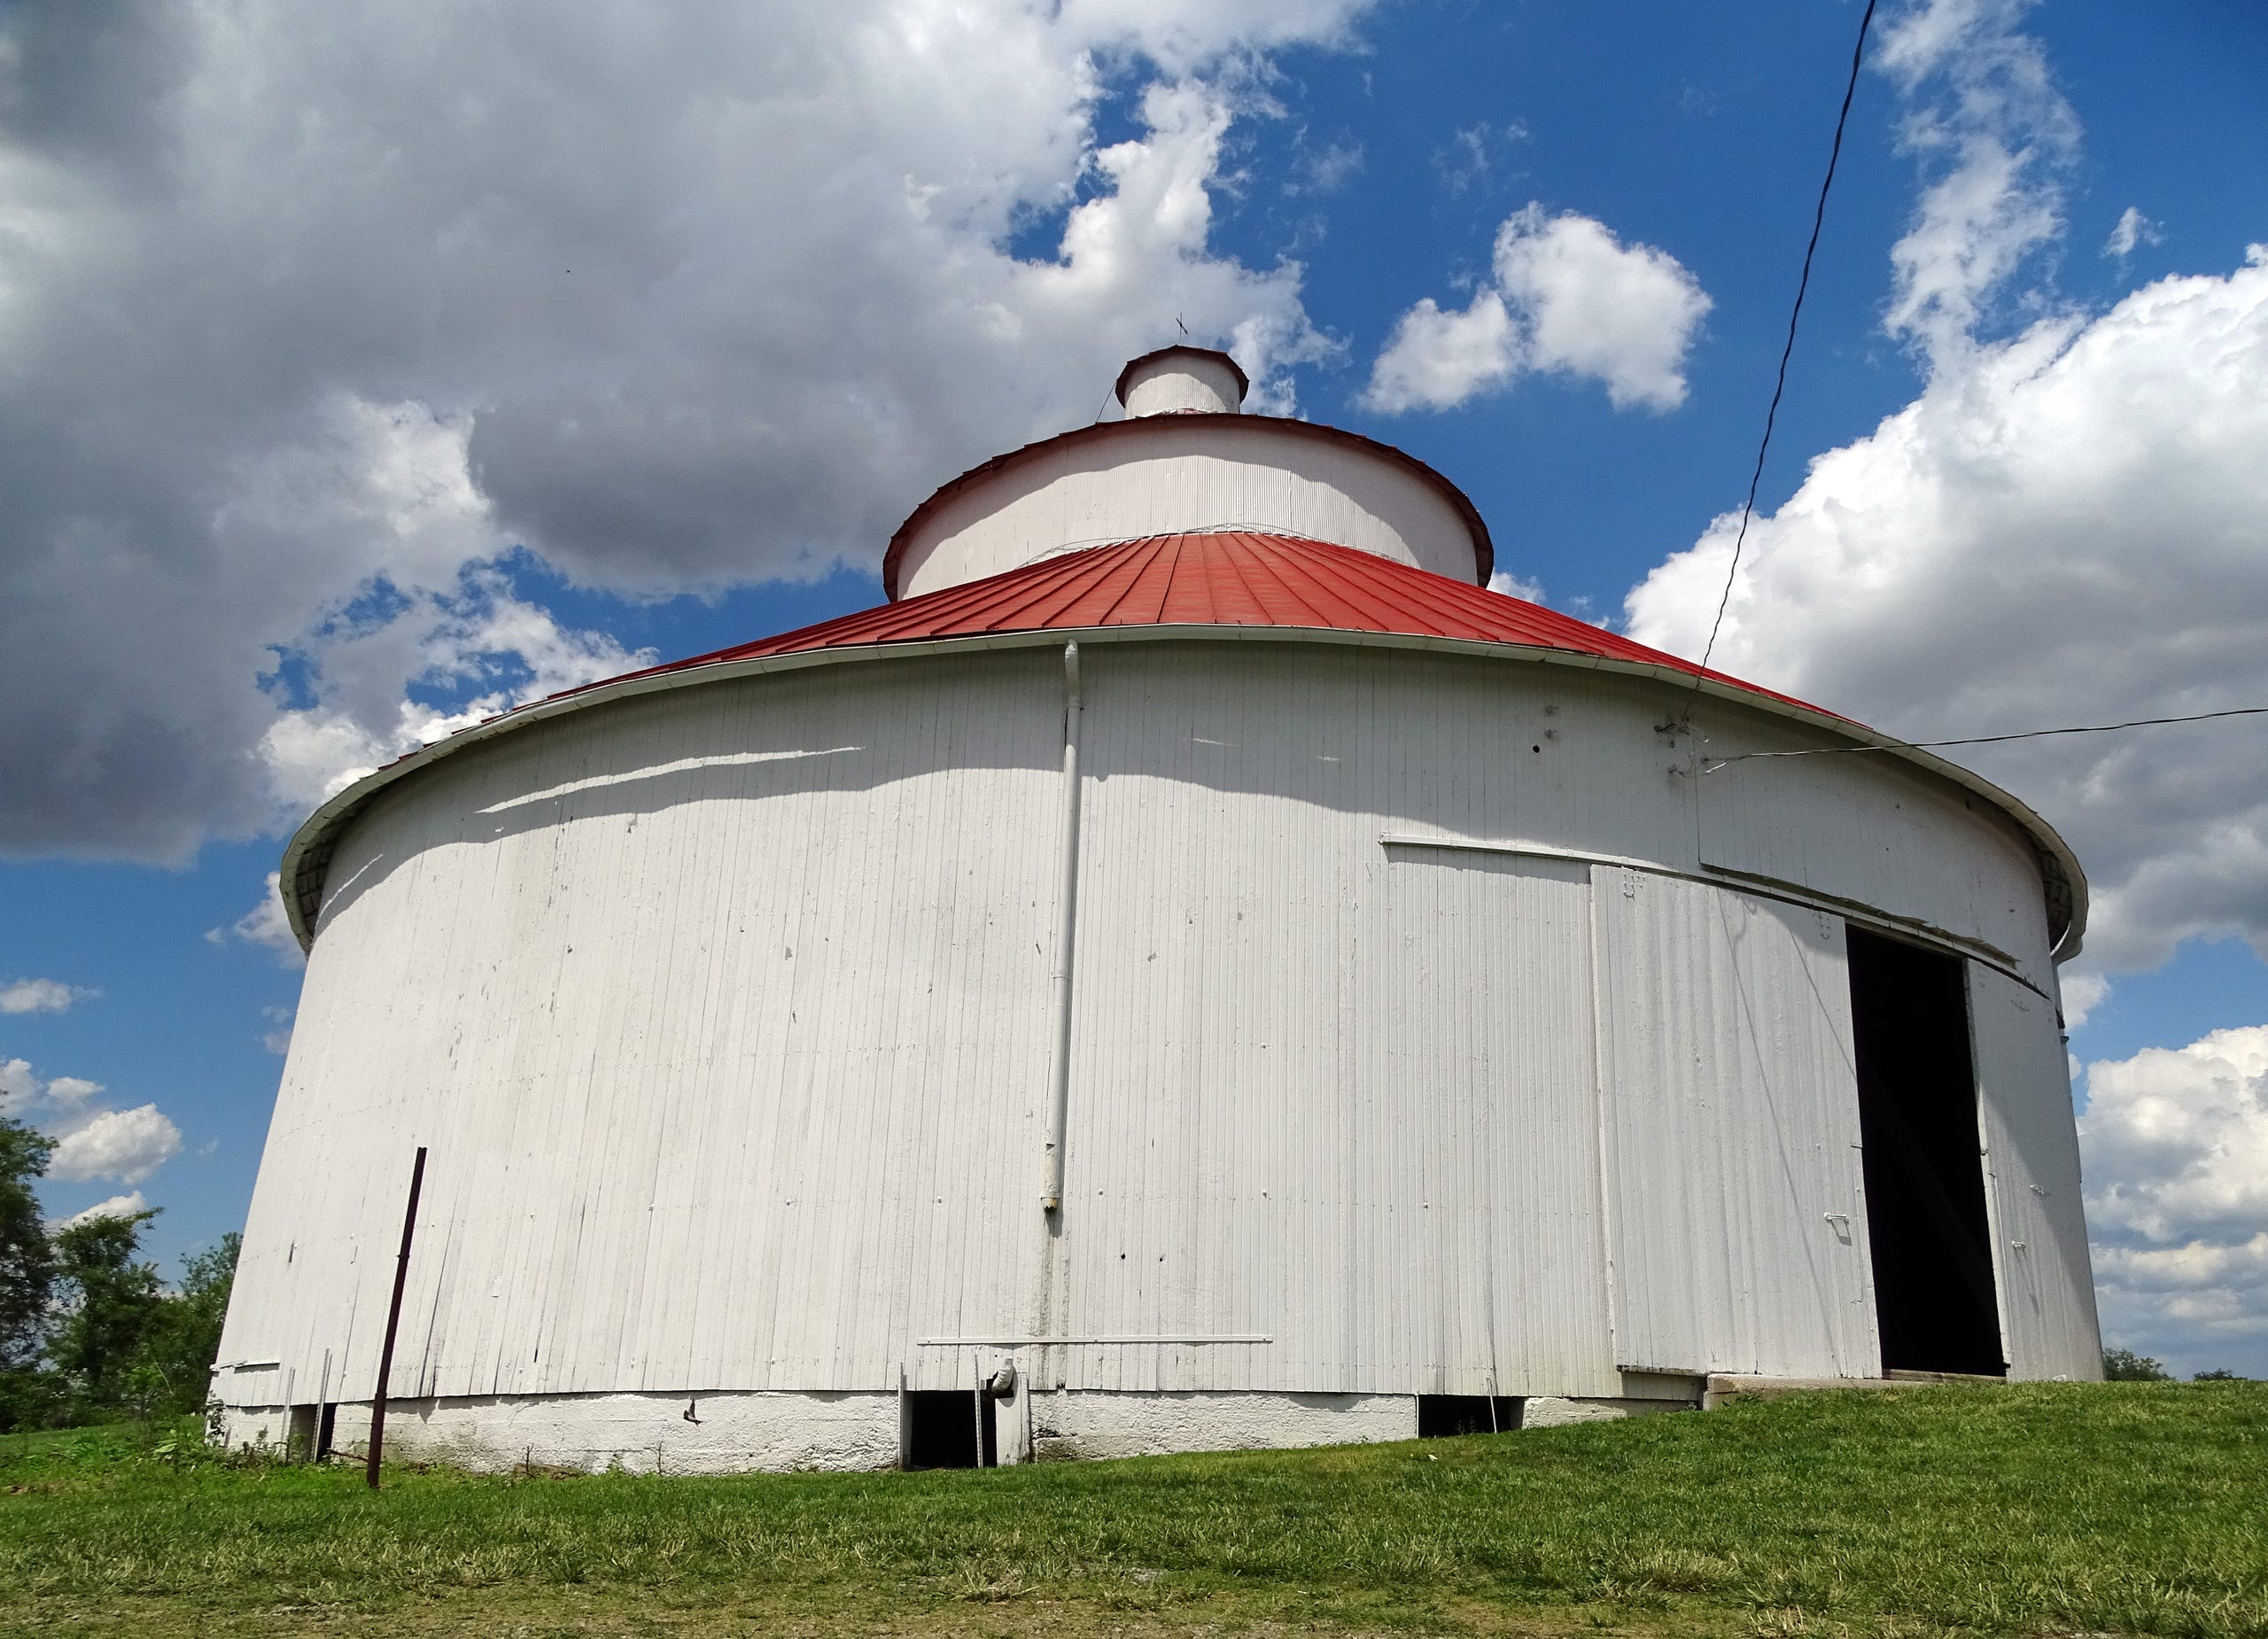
[[2, 1381, 2262, 1636]]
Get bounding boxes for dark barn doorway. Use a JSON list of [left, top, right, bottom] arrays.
[[901, 1389, 996, 1469], [1846, 928, 2005, 1376]]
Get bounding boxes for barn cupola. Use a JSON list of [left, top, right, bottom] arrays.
[[1115, 344, 1249, 416], [882, 346, 1498, 600]]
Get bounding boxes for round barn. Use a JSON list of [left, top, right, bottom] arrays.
[[214, 346, 2102, 1472]]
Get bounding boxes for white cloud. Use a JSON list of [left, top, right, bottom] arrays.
[[55, 1192, 150, 1231], [1628, 250, 2268, 973], [0, 978, 94, 1014], [208, 872, 306, 966], [2103, 206, 2159, 262], [48, 1106, 183, 1186], [1289, 137, 1363, 197], [261, 1005, 295, 1057], [1363, 292, 1518, 415], [2059, 970, 2110, 1030], [1431, 120, 1528, 196], [1623, 0, 2268, 974], [1364, 205, 1710, 414], [0, 1055, 183, 1186], [1874, 0, 2079, 363], [0, 1, 1362, 860], [1492, 205, 1713, 410], [1487, 570, 1545, 603], [2080, 1025, 2268, 1372]]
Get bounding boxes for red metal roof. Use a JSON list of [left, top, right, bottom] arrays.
[[575, 531, 1825, 714]]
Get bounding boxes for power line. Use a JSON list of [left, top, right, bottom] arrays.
[[1701, 704, 2268, 773], [1691, 0, 1879, 686]]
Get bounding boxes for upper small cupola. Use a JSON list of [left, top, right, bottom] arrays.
[[1114, 345, 1249, 417], [883, 346, 1496, 599]]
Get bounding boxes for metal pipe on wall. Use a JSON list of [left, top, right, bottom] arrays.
[[1041, 641, 1084, 1212]]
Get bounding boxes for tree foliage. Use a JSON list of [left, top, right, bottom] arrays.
[[0, 1118, 58, 1425], [2103, 1348, 2174, 1381], [0, 1127, 240, 1431]]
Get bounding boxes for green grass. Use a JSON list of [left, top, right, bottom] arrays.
[[2, 1383, 2263, 1637]]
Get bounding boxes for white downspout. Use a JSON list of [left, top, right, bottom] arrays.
[[1041, 641, 1084, 1212]]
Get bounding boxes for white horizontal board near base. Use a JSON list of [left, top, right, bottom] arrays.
[[1593, 867, 1878, 1379]]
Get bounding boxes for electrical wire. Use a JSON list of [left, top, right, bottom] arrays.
[[1690, 0, 1879, 687], [1701, 704, 2268, 773]]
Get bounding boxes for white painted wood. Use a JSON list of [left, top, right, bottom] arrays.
[[1696, 708, 2060, 992], [1594, 868, 1879, 1379], [1969, 963, 2104, 1379], [1122, 353, 1245, 416], [217, 635, 2087, 1457], [894, 418, 1484, 595]]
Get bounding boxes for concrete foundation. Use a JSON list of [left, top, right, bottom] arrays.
[[216, 1382, 1704, 1474]]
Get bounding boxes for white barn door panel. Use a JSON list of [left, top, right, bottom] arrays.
[[1593, 868, 1877, 1379], [1969, 964, 2103, 1379], [1371, 847, 1617, 1398]]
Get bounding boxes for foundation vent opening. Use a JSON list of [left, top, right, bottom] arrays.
[[901, 1388, 995, 1469], [1417, 1394, 1523, 1437]]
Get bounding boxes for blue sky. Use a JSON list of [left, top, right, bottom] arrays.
[[2, 0, 2263, 1374]]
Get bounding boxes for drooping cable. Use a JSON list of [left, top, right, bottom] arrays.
[[1691, 0, 1879, 686], [1700, 703, 2268, 773]]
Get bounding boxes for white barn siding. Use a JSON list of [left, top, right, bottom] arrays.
[[217, 634, 2095, 1447], [896, 421, 1483, 595], [1969, 963, 2103, 1380], [1054, 643, 1673, 1397], [1593, 869, 1878, 1379], [1693, 709, 2059, 991], [220, 652, 1067, 1402]]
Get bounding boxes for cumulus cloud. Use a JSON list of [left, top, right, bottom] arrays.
[[1364, 204, 1710, 413], [2081, 1026, 2268, 1371], [0, 1057, 183, 1186], [55, 1192, 151, 1231], [49, 1107, 183, 1187], [0, 0, 1360, 861], [1624, 0, 2268, 974], [0, 978, 94, 1014], [1363, 292, 1518, 414]]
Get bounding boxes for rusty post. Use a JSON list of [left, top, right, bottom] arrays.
[[365, 1145, 427, 1490]]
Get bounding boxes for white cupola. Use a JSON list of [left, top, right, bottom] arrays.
[[1114, 345, 1250, 416], [882, 347, 1495, 600]]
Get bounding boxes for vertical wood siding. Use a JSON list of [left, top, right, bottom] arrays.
[[1594, 869, 1879, 1379], [221, 652, 1065, 1400], [1694, 710, 2059, 992], [216, 638, 2085, 1410], [1970, 963, 2104, 1379]]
